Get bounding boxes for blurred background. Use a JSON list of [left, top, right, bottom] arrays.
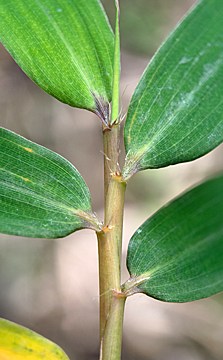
[[1, 0, 223, 359]]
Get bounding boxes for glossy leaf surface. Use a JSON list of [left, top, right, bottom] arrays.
[[0, 128, 100, 238], [124, 0, 223, 179], [0, 318, 69, 359], [126, 174, 223, 302], [0, 0, 114, 119]]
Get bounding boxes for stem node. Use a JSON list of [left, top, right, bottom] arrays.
[[112, 289, 126, 300]]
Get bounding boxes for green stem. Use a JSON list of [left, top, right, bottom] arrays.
[[97, 125, 126, 357], [100, 294, 126, 360], [97, 3, 124, 357], [97, 170, 126, 339], [102, 124, 120, 199]]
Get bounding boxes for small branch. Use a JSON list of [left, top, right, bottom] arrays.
[[110, 0, 120, 124]]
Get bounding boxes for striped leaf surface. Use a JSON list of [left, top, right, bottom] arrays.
[[125, 174, 223, 302], [123, 0, 223, 179], [0, 128, 100, 239], [0, 0, 114, 121]]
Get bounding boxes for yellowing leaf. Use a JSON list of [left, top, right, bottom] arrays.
[[0, 318, 69, 359]]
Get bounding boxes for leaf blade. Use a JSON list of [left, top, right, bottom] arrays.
[[126, 174, 223, 302], [123, 0, 223, 179], [0, 128, 100, 238], [0, 318, 69, 359], [0, 0, 114, 118]]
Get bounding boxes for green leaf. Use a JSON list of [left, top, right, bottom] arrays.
[[123, 0, 223, 179], [0, 0, 114, 121], [0, 318, 69, 359], [125, 174, 223, 302], [0, 128, 101, 238]]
